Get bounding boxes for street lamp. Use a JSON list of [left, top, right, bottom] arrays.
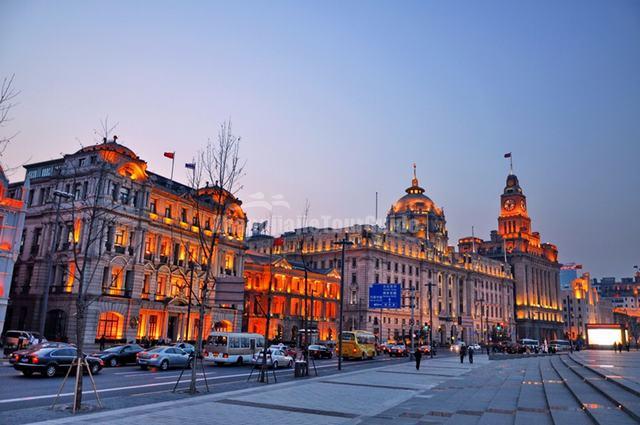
[[38, 189, 74, 336], [334, 233, 353, 371]]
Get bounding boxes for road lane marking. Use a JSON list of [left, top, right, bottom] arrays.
[[0, 357, 399, 404]]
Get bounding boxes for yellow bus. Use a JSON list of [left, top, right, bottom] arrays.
[[340, 330, 376, 360]]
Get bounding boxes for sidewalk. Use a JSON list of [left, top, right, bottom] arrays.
[[32, 355, 486, 425]]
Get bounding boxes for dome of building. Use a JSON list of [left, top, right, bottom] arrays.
[[390, 165, 443, 216], [77, 136, 140, 161]]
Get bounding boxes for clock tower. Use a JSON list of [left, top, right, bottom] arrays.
[[498, 174, 531, 238]]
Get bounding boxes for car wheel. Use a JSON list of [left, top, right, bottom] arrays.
[[160, 360, 169, 371], [22, 370, 33, 377], [91, 363, 101, 375], [236, 357, 243, 366], [109, 358, 118, 367], [362, 352, 367, 360], [45, 364, 57, 378], [273, 361, 278, 369]]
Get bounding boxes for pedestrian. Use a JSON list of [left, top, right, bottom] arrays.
[[460, 344, 467, 364], [486, 344, 490, 356], [99, 334, 106, 351], [468, 347, 474, 364], [626, 342, 631, 352], [415, 348, 422, 370]]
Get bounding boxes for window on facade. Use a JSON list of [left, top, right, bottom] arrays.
[[181, 208, 188, 222], [165, 205, 172, 218], [351, 258, 356, 268], [351, 273, 356, 284], [96, 312, 123, 339], [114, 228, 127, 247], [119, 187, 130, 204]]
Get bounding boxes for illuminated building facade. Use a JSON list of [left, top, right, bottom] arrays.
[[460, 173, 563, 341], [561, 272, 610, 340], [242, 249, 341, 343], [249, 170, 515, 345], [0, 168, 27, 333], [5, 139, 247, 345]]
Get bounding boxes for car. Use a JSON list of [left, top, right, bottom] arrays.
[[416, 345, 431, 355], [308, 344, 333, 359], [389, 344, 409, 357], [269, 344, 297, 358], [3, 330, 47, 354], [468, 343, 481, 351], [173, 342, 195, 355], [92, 344, 144, 367], [12, 347, 103, 378], [251, 348, 293, 368], [137, 346, 192, 371], [450, 342, 465, 353], [9, 342, 72, 365]]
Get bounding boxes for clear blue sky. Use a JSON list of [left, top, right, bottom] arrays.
[[1, 1, 639, 278]]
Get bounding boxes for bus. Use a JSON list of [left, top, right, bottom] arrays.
[[203, 332, 264, 365], [518, 338, 540, 350], [340, 330, 376, 360]]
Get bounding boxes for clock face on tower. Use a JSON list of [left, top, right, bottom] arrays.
[[520, 200, 527, 211], [504, 199, 515, 211]]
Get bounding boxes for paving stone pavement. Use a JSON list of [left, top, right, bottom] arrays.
[[31, 351, 640, 425]]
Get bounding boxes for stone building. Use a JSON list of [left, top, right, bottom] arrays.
[[459, 172, 563, 341], [0, 168, 27, 332], [6, 139, 247, 346], [561, 272, 608, 341], [248, 169, 515, 346], [243, 246, 341, 343]]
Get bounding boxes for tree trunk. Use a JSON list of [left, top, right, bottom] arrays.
[[73, 304, 85, 412], [190, 286, 206, 394]]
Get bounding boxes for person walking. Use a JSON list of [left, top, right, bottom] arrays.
[[468, 347, 474, 364], [486, 344, 490, 356], [99, 334, 106, 351], [415, 348, 423, 370], [460, 344, 467, 364]]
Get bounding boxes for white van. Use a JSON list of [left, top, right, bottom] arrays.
[[549, 340, 571, 352], [518, 339, 540, 350], [203, 332, 264, 366]]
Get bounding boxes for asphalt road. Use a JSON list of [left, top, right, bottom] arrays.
[[0, 353, 442, 424]]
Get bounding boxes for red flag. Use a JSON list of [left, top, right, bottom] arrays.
[[273, 237, 284, 247], [164, 152, 175, 159]]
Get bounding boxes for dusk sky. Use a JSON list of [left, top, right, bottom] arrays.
[[1, 1, 638, 279]]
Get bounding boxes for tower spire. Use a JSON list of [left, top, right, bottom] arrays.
[[412, 163, 418, 187]]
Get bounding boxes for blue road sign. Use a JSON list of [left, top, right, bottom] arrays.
[[369, 283, 401, 309]]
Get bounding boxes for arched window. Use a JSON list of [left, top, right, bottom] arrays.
[[96, 311, 123, 340]]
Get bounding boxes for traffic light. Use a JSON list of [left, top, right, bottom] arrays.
[[496, 323, 503, 331]]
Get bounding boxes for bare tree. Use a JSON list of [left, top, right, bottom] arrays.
[[0, 74, 20, 169], [184, 120, 244, 394]]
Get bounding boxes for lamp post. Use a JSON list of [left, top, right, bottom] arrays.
[[38, 189, 74, 336], [475, 295, 485, 345], [426, 280, 435, 358], [334, 233, 353, 371]]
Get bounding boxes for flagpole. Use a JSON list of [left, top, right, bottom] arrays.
[[510, 155, 513, 174], [170, 152, 175, 181]]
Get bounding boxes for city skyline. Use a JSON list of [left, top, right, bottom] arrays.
[[1, 1, 639, 278]]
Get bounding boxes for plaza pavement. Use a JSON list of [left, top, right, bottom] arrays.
[[30, 350, 640, 425]]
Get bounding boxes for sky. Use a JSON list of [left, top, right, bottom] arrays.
[[1, 1, 639, 279]]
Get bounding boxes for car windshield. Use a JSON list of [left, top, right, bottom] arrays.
[[4, 331, 22, 338], [104, 346, 123, 352]]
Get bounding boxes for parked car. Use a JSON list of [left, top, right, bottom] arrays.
[[12, 347, 103, 377], [251, 348, 293, 368], [468, 343, 481, 351], [9, 342, 72, 365], [549, 340, 571, 352], [308, 344, 333, 359], [92, 344, 144, 367], [389, 344, 409, 357], [173, 342, 195, 355], [3, 330, 47, 354], [137, 346, 191, 371]]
